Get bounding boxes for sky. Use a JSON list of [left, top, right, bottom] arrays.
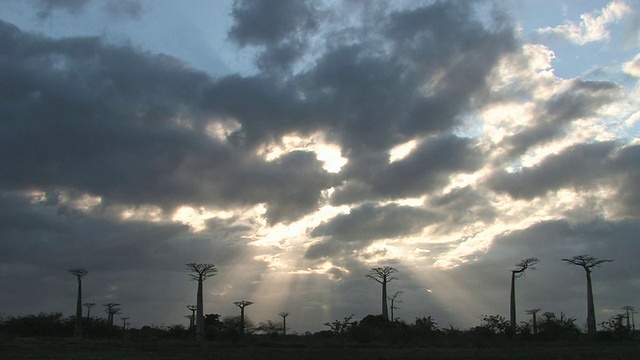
[[0, 0, 639, 334]]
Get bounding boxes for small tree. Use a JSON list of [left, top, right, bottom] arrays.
[[324, 314, 356, 336], [233, 301, 254, 335], [83, 302, 96, 319], [388, 291, 404, 322], [562, 255, 613, 339], [121, 317, 129, 330], [622, 305, 635, 330], [186, 263, 217, 341], [525, 308, 541, 336], [68, 268, 88, 338], [103, 303, 121, 326], [279, 312, 289, 335], [510, 258, 539, 335], [366, 266, 398, 321], [187, 305, 197, 330]]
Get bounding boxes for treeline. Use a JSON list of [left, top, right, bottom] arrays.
[[1, 311, 637, 346]]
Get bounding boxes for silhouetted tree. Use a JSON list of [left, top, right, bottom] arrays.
[[186, 263, 217, 341], [121, 317, 129, 329], [388, 291, 403, 322], [257, 320, 282, 336], [366, 266, 398, 321], [68, 268, 88, 337], [187, 305, 197, 330], [233, 301, 254, 334], [562, 255, 613, 339], [324, 314, 356, 336], [83, 302, 95, 319], [622, 305, 635, 330], [103, 303, 121, 326], [510, 257, 538, 335], [525, 308, 541, 336], [279, 312, 289, 335], [185, 315, 194, 329]]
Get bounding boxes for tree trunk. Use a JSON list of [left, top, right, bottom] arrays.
[[240, 307, 246, 334], [196, 277, 204, 341], [532, 314, 538, 336], [381, 277, 389, 321], [586, 270, 597, 338], [283, 317, 286, 335], [510, 272, 516, 336], [74, 279, 83, 337]]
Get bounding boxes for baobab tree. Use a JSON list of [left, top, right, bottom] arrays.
[[185, 315, 194, 329], [279, 312, 289, 335], [366, 266, 398, 321], [186, 305, 197, 330], [103, 303, 121, 326], [510, 257, 539, 335], [83, 302, 96, 319], [562, 255, 613, 339], [388, 291, 404, 322], [525, 308, 541, 336], [622, 305, 635, 330], [234, 301, 254, 334], [186, 263, 217, 341], [68, 268, 88, 338], [121, 317, 129, 330]]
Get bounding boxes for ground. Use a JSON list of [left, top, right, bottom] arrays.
[[2, 338, 640, 360]]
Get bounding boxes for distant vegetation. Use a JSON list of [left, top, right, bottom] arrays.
[[1, 311, 637, 346]]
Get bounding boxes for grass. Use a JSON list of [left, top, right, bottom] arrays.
[[3, 338, 640, 360]]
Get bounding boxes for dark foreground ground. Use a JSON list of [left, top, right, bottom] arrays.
[[2, 338, 640, 360]]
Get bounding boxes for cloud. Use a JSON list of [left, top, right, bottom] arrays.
[[32, 0, 144, 21], [536, 1, 632, 44], [103, 0, 144, 20], [487, 141, 616, 199], [331, 135, 483, 204], [0, 19, 337, 224], [502, 79, 622, 158], [228, 0, 319, 72], [306, 203, 438, 259], [34, 0, 91, 20]]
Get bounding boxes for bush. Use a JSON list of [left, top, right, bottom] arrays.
[[0, 312, 73, 338]]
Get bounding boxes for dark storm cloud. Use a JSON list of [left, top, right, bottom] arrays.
[[331, 135, 483, 204], [504, 79, 622, 157], [203, 74, 308, 148], [291, 2, 518, 156], [229, 0, 319, 72], [610, 144, 640, 217], [0, 20, 336, 223], [0, 189, 255, 273], [305, 203, 438, 259], [427, 186, 498, 234], [487, 141, 640, 204], [218, 151, 337, 225]]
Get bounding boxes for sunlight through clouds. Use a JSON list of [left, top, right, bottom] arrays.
[[257, 132, 347, 173]]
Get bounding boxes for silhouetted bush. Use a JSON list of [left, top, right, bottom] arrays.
[[537, 312, 580, 341], [0, 312, 73, 338]]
